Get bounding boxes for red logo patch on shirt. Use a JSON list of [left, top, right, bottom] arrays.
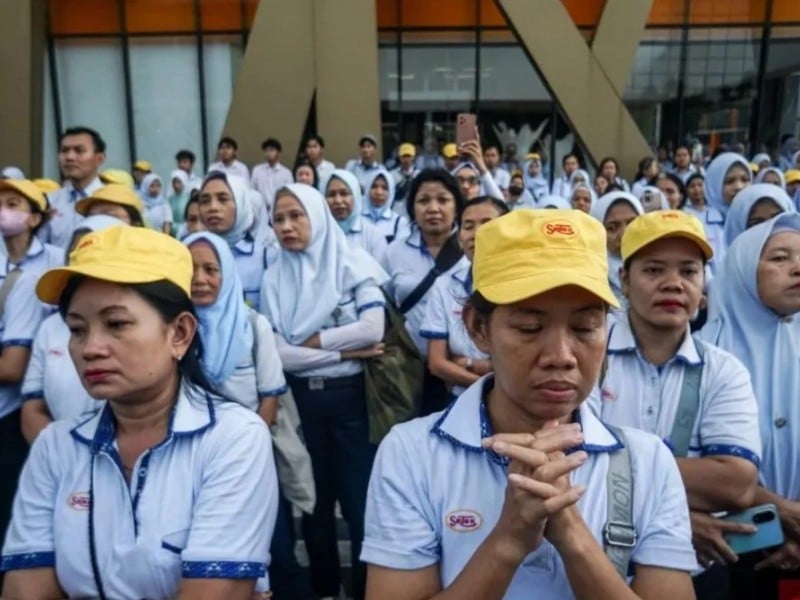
[[67, 492, 90, 511], [47, 347, 64, 357], [445, 509, 483, 532], [601, 387, 617, 401]]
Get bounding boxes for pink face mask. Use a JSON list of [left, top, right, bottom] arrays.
[[0, 208, 30, 237]]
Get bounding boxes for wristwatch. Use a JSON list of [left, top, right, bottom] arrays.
[[465, 357, 474, 372]]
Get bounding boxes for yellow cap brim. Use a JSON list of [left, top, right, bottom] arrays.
[[36, 263, 174, 305], [478, 271, 620, 309], [627, 231, 714, 262]]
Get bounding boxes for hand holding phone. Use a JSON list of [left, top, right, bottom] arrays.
[[456, 113, 477, 145], [723, 504, 784, 555]]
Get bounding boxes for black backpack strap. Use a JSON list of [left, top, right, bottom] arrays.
[[399, 233, 463, 314]]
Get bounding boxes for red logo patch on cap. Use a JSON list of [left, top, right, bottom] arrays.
[[661, 212, 680, 219], [76, 237, 97, 251], [543, 221, 577, 238]]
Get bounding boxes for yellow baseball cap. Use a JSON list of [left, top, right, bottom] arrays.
[[36, 226, 193, 304], [621, 210, 713, 263], [442, 143, 458, 159], [75, 184, 145, 219], [399, 143, 416, 157], [473, 209, 619, 307], [785, 169, 800, 184], [100, 168, 135, 187], [526, 152, 541, 161], [0, 179, 48, 212], [133, 160, 152, 172], [32, 178, 61, 194]]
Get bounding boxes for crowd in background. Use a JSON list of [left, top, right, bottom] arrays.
[[0, 123, 798, 599]]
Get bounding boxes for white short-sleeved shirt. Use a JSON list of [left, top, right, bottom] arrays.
[[385, 230, 467, 357], [1, 383, 278, 598], [145, 203, 173, 232], [232, 235, 276, 311], [1, 237, 64, 278], [419, 265, 488, 396], [490, 167, 511, 190], [218, 310, 288, 411], [270, 281, 386, 379], [0, 272, 52, 419], [208, 160, 251, 181], [40, 178, 104, 248], [588, 316, 761, 465], [346, 219, 389, 270], [364, 212, 411, 245], [21, 312, 98, 421], [362, 377, 698, 598]]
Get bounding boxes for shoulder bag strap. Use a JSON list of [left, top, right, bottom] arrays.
[[0, 268, 23, 319], [604, 425, 637, 580], [668, 338, 705, 458], [398, 233, 463, 314]]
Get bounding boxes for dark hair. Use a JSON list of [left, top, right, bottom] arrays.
[[463, 290, 498, 332], [685, 172, 705, 187], [124, 205, 145, 227], [60, 126, 106, 154], [605, 183, 625, 194], [306, 135, 325, 148], [598, 157, 619, 176], [175, 149, 196, 164], [483, 143, 501, 154], [27, 199, 49, 236], [635, 157, 656, 180], [405, 168, 465, 224], [58, 278, 213, 392], [184, 189, 200, 221], [293, 158, 319, 189], [562, 152, 580, 167], [218, 136, 238, 150], [458, 195, 509, 227], [650, 171, 686, 208], [261, 137, 282, 152], [674, 144, 691, 155]]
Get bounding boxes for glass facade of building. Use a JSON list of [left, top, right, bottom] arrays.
[[43, 0, 800, 180]]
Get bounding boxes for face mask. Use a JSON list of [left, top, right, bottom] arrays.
[[0, 208, 30, 237], [509, 185, 524, 196]]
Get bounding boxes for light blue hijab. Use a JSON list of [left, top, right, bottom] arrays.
[[723, 183, 795, 246], [590, 191, 645, 303], [263, 183, 388, 345], [703, 152, 752, 218], [699, 213, 800, 498], [326, 169, 363, 234], [362, 167, 396, 222], [140, 173, 167, 209], [201, 172, 255, 245], [183, 231, 253, 387], [754, 166, 786, 190]]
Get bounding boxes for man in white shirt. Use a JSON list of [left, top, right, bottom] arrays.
[[251, 138, 293, 213], [346, 134, 383, 192], [175, 149, 203, 190], [41, 126, 106, 247], [483, 144, 511, 195], [208, 136, 250, 180], [551, 152, 581, 199], [304, 135, 335, 187]]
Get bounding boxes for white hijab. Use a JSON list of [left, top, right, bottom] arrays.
[[262, 183, 388, 344]]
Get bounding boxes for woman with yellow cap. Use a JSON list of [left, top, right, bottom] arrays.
[[1, 227, 278, 599], [0, 180, 62, 275], [75, 183, 146, 227], [362, 209, 697, 599]]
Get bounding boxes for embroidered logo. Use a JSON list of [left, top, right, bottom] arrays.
[[601, 387, 617, 401], [445, 509, 483, 532], [542, 221, 577, 238], [47, 347, 64, 357], [67, 492, 90, 511]]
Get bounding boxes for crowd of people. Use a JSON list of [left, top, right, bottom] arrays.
[[0, 123, 799, 600]]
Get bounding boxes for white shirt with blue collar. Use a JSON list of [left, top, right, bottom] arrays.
[[346, 219, 389, 270], [419, 265, 488, 396], [362, 377, 697, 598], [363, 211, 410, 245], [588, 315, 761, 465], [1, 236, 64, 278], [232, 235, 277, 311], [385, 231, 467, 357], [41, 177, 104, 248], [683, 204, 725, 272], [1, 382, 277, 598], [345, 159, 383, 192], [0, 272, 52, 419]]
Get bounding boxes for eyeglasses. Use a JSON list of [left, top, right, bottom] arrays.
[[457, 176, 479, 187]]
